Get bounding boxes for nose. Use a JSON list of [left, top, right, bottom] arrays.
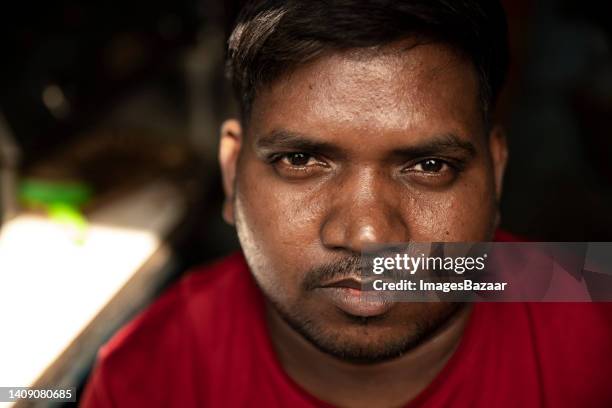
[[320, 167, 410, 254]]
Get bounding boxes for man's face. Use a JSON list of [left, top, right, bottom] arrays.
[[220, 42, 507, 362]]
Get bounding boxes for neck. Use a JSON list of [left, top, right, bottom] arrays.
[[265, 303, 472, 408]]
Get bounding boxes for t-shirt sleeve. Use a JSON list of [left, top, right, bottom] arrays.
[[80, 359, 115, 408], [78, 280, 189, 407]]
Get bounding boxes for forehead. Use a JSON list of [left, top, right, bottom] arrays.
[[249, 42, 484, 145]]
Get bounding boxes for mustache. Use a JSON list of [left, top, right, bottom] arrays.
[[300, 250, 458, 291], [302, 256, 363, 291]]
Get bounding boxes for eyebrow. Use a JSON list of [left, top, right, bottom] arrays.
[[390, 133, 477, 160], [254, 129, 477, 160], [255, 129, 344, 157]]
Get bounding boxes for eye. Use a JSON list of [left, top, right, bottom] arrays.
[[413, 158, 447, 173], [269, 152, 329, 180], [402, 158, 460, 187], [281, 152, 317, 167]]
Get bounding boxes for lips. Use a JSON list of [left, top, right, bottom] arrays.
[[315, 278, 394, 317], [322, 278, 363, 290]]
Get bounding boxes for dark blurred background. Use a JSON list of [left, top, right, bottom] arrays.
[[499, 0, 612, 241], [0, 0, 611, 404]]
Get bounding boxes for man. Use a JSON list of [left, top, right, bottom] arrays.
[[82, 1, 612, 407]]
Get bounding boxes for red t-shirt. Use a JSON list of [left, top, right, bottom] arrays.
[[82, 234, 612, 407]]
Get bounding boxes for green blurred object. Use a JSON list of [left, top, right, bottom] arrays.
[[19, 178, 93, 244], [20, 179, 92, 208]]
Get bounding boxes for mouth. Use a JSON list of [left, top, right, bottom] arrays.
[[316, 277, 394, 318], [321, 278, 368, 290]]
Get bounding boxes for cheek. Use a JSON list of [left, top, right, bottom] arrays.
[[406, 170, 496, 241], [234, 160, 326, 297], [238, 167, 323, 250]]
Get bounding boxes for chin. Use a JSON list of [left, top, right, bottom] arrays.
[[276, 299, 463, 364], [295, 319, 434, 364]]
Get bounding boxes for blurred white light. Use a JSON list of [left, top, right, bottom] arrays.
[[0, 181, 184, 401]]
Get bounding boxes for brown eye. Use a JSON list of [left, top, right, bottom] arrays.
[[283, 152, 313, 166], [401, 157, 463, 188], [271, 152, 329, 180], [415, 159, 445, 173]]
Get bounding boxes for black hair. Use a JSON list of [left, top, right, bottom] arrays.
[[226, 0, 509, 124]]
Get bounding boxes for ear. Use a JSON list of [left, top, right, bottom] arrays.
[[488, 125, 508, 229], [219, 119, 243, 225], [488, 125, 508, 201]]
